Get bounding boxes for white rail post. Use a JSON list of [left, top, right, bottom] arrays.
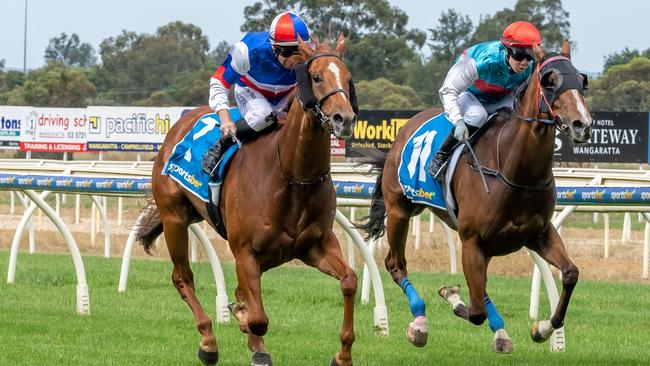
[[642, 213, 650, 279], [622, 213, 632, 242], [117, 197, 123, 226], [604, 213, 610, 258], [346, 207, 356, 269], [10, 191, 15, 214], [75, 194, 81, 224], [413, 214, 421, 250]]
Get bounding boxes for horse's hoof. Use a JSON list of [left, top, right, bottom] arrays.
[[452, 303, 469, 319], [437, 284, 461, 301], [251, 351, 272, 366], [406, 316, 428, 347], [530, 320, 554, 343], [197, 347, 219, 365], [329, 355, 351, 366], [492, 329, 514, 354]]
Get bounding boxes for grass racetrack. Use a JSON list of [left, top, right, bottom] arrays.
[[1, 251, 648, 365]]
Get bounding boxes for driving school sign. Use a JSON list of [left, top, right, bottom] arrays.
[[554, 112, 647, 163], [19, 107, 88, 152], [86, 106, 188, 151]]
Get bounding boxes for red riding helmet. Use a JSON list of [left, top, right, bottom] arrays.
[[269, 11, 310, 46], [501, 21, 541, 49]]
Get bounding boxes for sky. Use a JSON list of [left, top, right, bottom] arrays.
[[0, 0, 648, 74]]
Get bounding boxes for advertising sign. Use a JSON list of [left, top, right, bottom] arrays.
[[0, 106, 32, 149], [554, 112, 648, 163], [19, 107, 89, 152], [345, 110, 423, 158], [86, 106, 191, 151]]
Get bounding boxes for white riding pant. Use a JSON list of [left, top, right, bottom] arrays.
[[233, 84, 292, 132], [457, 92, 515, 128]]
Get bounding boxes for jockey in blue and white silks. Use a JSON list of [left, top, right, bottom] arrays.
[[427, 21, 542, 179], [202, 11, 311, 180]]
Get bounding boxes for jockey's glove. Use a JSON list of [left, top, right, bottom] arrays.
[[453, 120, 469, 141]]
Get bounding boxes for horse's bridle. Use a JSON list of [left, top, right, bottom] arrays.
[[294, 52, 359, 132], [513, 54, 588, 136]]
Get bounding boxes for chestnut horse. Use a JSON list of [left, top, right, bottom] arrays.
[[134, 36, 358, 366], [356, 41, 591, 352]]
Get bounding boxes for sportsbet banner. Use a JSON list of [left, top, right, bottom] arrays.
[[0, 106, 32, 149], [19, 107, 89, 152], [86, 106, 190, 151]]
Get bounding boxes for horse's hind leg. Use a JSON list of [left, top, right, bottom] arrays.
[[162, 214, 218, 365], [303, 232, 357, 366], [384, 203, 428, 347], [528, 226, 579, 343]]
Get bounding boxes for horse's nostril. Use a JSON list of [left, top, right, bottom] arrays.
[[333, 113, 344, 124], [572, 120, 585, 132]]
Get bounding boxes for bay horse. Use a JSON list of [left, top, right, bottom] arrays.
[[134, 35, 358, 366], [356, 41, 591, 352]]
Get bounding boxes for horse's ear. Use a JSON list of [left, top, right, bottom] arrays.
[[335, 33, 346, 57], [561, 39, 571, 59], [532, 43, 545, 63], [297, 36, 314, 59]]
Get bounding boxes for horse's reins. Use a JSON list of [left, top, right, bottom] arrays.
[[276, 52, 355, 185], [469, 55, 586, 192]]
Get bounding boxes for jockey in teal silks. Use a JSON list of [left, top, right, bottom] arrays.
[[427, 21, 542, 179], [201, 11, 311, 181]]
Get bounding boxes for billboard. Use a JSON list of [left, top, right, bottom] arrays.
[[85, 106, 191, 151], [554, 112, 647, 163], [0, 106, 32, 149], [345, 110, 423, 158], [19, 107, 89, 152]]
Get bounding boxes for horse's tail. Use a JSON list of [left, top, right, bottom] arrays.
[[353, 150, 388, 241], [134, 197, 163, 254]]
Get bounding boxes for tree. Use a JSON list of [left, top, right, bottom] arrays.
[[428, 9, 473, 63], [44, 33, 97, 67], [10, 62, 96, 107], [603, 47, 650, 72], [587, 57, 650, 112], [470, 0, 571, 51], [97, 22, 210, 105], [356, 78, 425, 110]]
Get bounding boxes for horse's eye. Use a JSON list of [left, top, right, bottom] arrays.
[[312, 73, 321, 82]]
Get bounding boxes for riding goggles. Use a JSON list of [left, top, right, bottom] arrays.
[[508, 47, 534, 62], [273, 46, 298, 58]]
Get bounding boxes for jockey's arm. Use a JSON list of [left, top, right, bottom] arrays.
[[209, 41, 250, 137], [438, 54, 479, 125]]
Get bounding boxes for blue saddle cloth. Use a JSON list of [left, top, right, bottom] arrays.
[[163, 108, 241, 202], [397, 112, 454, 209]]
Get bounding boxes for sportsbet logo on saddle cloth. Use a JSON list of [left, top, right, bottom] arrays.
[[162, 108, 241, 201], [398, 113, 454, 209]]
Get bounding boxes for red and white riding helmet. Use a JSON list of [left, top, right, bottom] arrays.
[[501, 21, 541, 49], [269, 11, 310, 46]]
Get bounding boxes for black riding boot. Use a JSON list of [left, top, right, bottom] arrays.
[[426, 132, 460, 180], [202, 118, 259, 180]]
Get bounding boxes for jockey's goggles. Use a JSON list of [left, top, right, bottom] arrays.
[[508, 47, 534, 62], [273, 45, 299, 58]]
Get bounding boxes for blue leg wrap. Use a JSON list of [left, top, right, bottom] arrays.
[[484, 293, 505, 332], [400, 277, 426, 318]]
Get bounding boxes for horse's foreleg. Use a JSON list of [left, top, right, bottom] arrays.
[[233, 254, 268, 336], [528, 226, 579, 343], [303, 233, 356, 366], [384, 206, 428, 347], [230, 287, 268, 355], [461, 236, 488, 325], [163, 219, 218, 365]]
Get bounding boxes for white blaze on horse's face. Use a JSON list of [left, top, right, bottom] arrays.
[[327, 62, 348, 101], [571, 90, 592, 127]]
